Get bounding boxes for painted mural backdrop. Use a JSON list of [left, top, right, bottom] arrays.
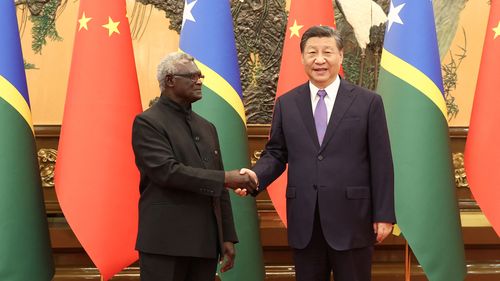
[[15, 0, 490, 126]]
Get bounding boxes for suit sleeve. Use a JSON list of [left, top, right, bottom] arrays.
[[132, 115, 226, 197], [252, 97, 288, 190], [211, 124, 238, 243], [368, 94, 396, 223]]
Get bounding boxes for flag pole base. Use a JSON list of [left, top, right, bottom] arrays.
[[405, 240, 411, 281]]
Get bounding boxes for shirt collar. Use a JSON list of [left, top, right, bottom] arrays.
[[159, 95, 192, 115], [309, 75, 341, 99]]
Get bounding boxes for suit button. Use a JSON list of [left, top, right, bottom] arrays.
[[318, 155, 324, 161], [313, 184, 317, 190], [203, 157, 209, 162], [194, 136, 200, 141]]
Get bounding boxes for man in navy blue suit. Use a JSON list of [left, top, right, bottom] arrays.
[[239, 26, 396, 281]]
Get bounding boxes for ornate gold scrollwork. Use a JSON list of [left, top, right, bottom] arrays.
[[251, 150, 263, 166], [453, 152, 469, 188], [38, 149, 57, 187]]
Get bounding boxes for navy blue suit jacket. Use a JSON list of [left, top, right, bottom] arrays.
[[253, 80, 396, 250]]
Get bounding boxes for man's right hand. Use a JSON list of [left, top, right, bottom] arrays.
[[234, 168, 259, 197], [224, 170, 258, 193]]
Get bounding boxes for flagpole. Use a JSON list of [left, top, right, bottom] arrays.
[[100, 275, 104, 281], [405, 240, 411, 281]]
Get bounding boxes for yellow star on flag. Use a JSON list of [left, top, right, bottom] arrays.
[[78, 12, 92, 31], [102, 17, 120, 37], [289, 20, 304, 38], [493, 21, 500, 39]]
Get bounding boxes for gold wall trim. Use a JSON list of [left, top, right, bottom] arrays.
[[461, 212, 492, 227], [38, 148, 57, 187], [453, 152, 469, 188]]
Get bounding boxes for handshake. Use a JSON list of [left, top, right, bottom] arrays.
[[224, 168, 259, 197]]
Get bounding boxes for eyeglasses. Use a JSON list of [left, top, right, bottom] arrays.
[[173, 72, 205, 83]]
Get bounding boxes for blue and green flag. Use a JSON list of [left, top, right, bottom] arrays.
[[180, 1, 264, 280], [0, 1, 54, 280], [377, 1, 466, 280]]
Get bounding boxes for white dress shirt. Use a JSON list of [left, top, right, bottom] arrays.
[[309, 76, 340, 125]]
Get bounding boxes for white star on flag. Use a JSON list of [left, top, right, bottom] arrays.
[[182, 0, 198, 28], [387, 2, 406, 32]]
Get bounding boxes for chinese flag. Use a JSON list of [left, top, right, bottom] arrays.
[[55, 0, 142, 279], [267, 0, 338, 226], [465, 0, 500, 236]]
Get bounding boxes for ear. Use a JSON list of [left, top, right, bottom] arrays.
[[301, 53, 305, 65], [165, 75, 175, 87], [339, 49, 344, 65]]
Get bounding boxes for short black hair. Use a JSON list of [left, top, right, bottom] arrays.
[[300, 26, 343, 53]]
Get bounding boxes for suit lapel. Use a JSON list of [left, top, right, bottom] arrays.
[[294, 83, 321, 149], [319, 80, 356, 152]]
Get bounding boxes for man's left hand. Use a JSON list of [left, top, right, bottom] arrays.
[[373, 222, 393, 243], [220, 242, 235, 273]]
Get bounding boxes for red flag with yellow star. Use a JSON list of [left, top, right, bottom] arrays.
[[55, 0, 142, 279], [267, 0, 338, 226], [465, 0, 500, 236]]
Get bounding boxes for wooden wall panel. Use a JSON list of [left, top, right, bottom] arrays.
[[33, 125, 499, 280]]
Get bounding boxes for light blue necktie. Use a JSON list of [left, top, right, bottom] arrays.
[[314, 89, 327, 145]]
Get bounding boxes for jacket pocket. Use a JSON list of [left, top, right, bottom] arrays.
[[346, 186, 370, 199], [286, 187, 296, 199]]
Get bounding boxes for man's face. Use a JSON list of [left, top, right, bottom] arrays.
[[301, 36, 343, 89], [171, 60, 203, 104]]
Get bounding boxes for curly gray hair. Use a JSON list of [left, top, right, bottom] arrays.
[[157, 52, 195, 92]]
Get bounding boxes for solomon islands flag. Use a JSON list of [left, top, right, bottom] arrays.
[[377, 1, 466, 280], [0, 1, 54, 280], [179, 1, 265, 280]]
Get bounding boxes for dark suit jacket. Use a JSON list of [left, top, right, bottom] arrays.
[[253, 80, 395, 251], [132, 95, 238, 259]]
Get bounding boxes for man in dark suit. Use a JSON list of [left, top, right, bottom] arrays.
[[132, 52, 257, 281], [240, 26, 395, 281]]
